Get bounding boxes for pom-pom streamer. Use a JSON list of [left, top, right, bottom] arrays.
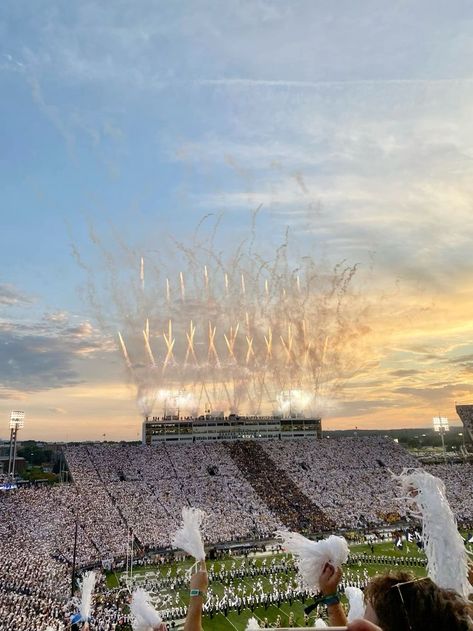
[[78, 571, 96, 621], [397, 468, 473, 599], [345, 586, 365, 622], [275, 531, 348, 590], [130, 588, 163, 631], [172, 507, 206, 561]]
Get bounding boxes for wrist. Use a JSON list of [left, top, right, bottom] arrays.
[[324, 594, 340, 606], [319, 592, 340, 605], [320, 589, 337, 597]]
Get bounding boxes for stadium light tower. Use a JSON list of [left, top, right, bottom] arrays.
[[433, 416, 449, 462], [8, 410, 25, 479]]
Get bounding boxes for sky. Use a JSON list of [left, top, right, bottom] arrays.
[[2, 0, 473, 440]]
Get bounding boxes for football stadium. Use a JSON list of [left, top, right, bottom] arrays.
[[1, 413, 473, 630], [4, 2, 473, 630]]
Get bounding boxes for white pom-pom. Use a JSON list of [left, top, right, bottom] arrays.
[[345, 586, 365, 622], [78, 571, 96, 621], [131, 588, 163, 631], [245, 616, 260, 630], [314, 619, 328, 628], [172, 507, 206, 561], [276, 531, 349, 590], [397, 468, 473, 599]]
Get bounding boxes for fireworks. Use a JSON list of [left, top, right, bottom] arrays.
[[93, 218, 368, 419]]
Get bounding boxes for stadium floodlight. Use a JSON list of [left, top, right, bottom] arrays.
[[433, 416, 449, 462], [9, 410, 25, 429], [433, 416, 449, 433], [8, 411, 25, 479]]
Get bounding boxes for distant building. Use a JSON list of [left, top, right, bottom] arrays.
[[142, 414, 322, 446], [0, 456, 26, 474], [456, 405, 473, 444]]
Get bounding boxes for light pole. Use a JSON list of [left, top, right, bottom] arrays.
[[8, 411, 25, 479], [71, 518, 79, 597], [433, 416, 449, 463]]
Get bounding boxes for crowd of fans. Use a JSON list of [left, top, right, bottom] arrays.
[[227, 440, 333, 531], [1, 435, 473, 628], [263, 437, 419, 528], [65, 442, 284, 549]]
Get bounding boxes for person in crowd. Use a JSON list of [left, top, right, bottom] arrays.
[[319, 563, 473, 630], [184, 562, 208, 631]]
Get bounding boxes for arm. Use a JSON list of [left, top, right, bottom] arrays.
[[318, 562, 347, 627], [184, 561, 208, 631]]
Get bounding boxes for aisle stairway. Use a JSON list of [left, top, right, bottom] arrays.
[[227, 440, 333, 532]]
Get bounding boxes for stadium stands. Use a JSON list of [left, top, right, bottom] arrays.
[[456, 404, 473, 444], [262, 437, 418, 528], [1, 436, 473, 629], [226, 440, 333, 531]]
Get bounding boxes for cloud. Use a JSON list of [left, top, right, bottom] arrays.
[[46, 407, 67, 414], [0, 284, 32, 307], [390, 369, 421, 378], [0, 314, 108, 396]]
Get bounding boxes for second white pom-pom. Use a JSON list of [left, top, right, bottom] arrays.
[[276, 531, 349, 590], [172, 506, 206, 561]]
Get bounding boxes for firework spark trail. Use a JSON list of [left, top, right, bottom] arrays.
[[143, 330, 156, 367], [207, 322, 220, 367], [166, 278, 171, 303], [117, 331, 132, 369], [185, 321, 198, 366], [162, 320, 175, 371], [179, 272, 185, 300]]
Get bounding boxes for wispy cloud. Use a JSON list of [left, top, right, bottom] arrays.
[[0, 284, 32, 307], [0, 313, 109, 397]]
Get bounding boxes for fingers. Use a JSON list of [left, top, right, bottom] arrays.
[[322, 562, 335, 578]]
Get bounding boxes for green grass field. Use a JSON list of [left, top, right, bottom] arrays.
[[105, 539, 442, 630]]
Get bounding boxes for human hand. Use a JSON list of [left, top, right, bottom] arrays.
[[319, 562, 342, 596], [190, 561, 208, 592]]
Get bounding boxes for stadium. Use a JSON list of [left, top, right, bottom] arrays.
[[1, 408, 473, 630], [5, 3, 473, 630]]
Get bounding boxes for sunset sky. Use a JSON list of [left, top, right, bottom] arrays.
[[2, 1, 473, 440]]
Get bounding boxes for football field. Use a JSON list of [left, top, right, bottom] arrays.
[[106, 539, 438, 630]]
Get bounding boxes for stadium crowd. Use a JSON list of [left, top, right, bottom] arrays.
[[1, 436, 473, 628], [263, 437, 418, 528]]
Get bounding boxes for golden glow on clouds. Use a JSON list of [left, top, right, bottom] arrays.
[[2, 282, 472, 440]]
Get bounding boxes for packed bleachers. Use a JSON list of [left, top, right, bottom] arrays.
[[2, 436, 473, 629], [60, 442, 285, 552], [226, 440, 333, 531], [261, 437, 419, 528]]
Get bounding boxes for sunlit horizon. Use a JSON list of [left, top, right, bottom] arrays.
[[2, 2, 473, 441]]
